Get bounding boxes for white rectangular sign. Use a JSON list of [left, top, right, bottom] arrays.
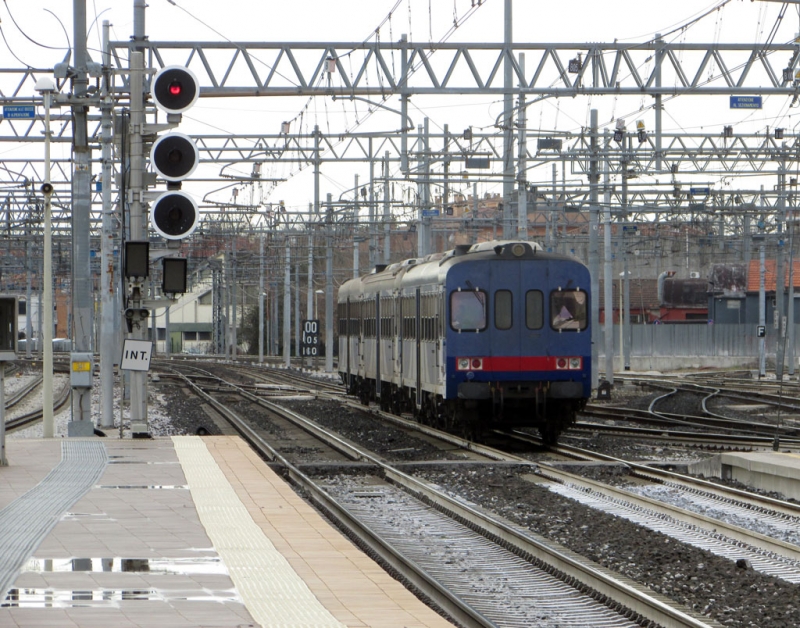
[[121, 339, 153, 371]]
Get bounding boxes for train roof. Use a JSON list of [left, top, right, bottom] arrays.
[[338, 240, 587, 300]]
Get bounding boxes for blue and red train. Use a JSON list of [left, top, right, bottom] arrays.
[[337, 240, 591, 443]]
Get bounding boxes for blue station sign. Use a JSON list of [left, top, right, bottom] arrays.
[[729, 96, 762, 109], [2, 105, 35, 119]]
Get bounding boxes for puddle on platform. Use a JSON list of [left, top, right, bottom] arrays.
[[93, 485, 188, 490], [2, 587, 241, 608], [108, 460, 179, 465], [21, 556, 227, 575]]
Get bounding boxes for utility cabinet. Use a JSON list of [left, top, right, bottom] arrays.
[[0, 296, 17, 361]]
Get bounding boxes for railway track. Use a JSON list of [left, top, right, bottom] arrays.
[[585, 377, 800, 440], [498, 431, 800, 583], [169, 364, 717, 628]]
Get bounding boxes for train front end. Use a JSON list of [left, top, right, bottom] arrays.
[[443, 241, 591, 443]]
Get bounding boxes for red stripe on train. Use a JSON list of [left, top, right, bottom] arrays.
[[455, 357, 583, 371]]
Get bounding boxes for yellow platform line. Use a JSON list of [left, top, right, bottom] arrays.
[[172, 435, 346, 628]]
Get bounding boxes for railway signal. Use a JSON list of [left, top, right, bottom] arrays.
[[149, 65, 200, 240]]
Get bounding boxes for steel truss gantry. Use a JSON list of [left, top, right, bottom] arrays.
[[100, 39, 800, 97], [1, 36, 799, 241]]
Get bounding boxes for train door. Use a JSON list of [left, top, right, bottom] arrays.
[[345, 298, 351, 387], [357, 298, 365, 375], [375, 293, 381, 400], [488, 260, 531, 362], [415, 287, 422, 408]]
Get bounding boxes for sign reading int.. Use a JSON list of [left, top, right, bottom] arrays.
[[121, 339, 153, 371], [300, 319, 320, 357]]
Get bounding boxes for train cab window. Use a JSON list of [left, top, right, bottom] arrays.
[[450, 290, 487, 331], [494, 290, 512, 330], [550, 289, 588, 331], [525, 290, 544, 329]]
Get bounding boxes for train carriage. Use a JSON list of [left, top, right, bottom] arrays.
[[337, 240, 591, 444]]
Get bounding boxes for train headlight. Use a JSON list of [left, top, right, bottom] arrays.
[[556, 357, 582, 370], [511, 243, 526, 257], [457, 357, 483, 371]]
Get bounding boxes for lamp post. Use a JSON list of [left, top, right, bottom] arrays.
[[314, 289, 324, 320], [35, 77, 55, 439]]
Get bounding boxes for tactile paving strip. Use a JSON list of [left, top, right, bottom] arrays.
[[0, 440, 107, 601], [172, 435, 346, 628]]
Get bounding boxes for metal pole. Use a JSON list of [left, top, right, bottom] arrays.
[[99, 19, 115, 429], [368, 138, 377, 271], [789, 225, 796, 376], [416, 122, 428, 257], [776, 157, 787, 380], [383, 152, 391, 264], [603, 134, 614, 385], [760, 232, 767, 377], [259, 232, 265, 363], [128, 50, 147, 432], [71, 0, 94, 429], [354, 173, 360, 278], [400, 34, 409, 175], [589, 110, 600, 390], [325, 194, 334, 373], [517, 53, 527, 241], [502, 0, 514, 238], [294, 260, 300, 358], [231, 238, 238, 359], [42, 89, 54, 439], [283, 239, 291, 367], [622, 153, 631, 371], [655, 34, 663, 173], [25, 223, 32, 359]]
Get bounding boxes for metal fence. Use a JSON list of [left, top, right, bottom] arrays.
[[597, 323, 792, 358]]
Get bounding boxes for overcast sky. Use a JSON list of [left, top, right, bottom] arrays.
[[2, 0, 798, 214]]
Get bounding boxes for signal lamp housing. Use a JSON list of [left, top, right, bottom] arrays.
[[151, 65, 199, 114], [150, 132, 199, 181], [151, 191, 199, 240]]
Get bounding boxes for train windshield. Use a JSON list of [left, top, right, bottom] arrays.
[[450, 290, 487, 331], [550, 289, 588, 331]]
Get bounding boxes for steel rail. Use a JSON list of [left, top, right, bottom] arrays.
[[174, 365, 718, 628]]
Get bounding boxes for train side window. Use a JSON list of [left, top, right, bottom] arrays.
[[550, 289, 588, 331], [450, 290, 487, 331], [525, 290, 544, 330], [495, 290, 512, 330]]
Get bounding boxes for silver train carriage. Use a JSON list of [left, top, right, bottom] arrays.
[[337, 240, 592, 443]]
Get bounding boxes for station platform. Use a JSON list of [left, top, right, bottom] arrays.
[[0, 435, 454, 628], [688, 451, 800, 501]]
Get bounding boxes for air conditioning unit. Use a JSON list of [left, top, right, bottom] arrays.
[[689, 272, 700, 279]]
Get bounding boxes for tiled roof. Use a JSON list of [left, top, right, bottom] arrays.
[[746, 259, 800, 292]]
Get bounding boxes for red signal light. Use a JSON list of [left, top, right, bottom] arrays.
[[169, 81, 182, 96]]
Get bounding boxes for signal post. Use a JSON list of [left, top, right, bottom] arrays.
[[126, 60, 198, 436]]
